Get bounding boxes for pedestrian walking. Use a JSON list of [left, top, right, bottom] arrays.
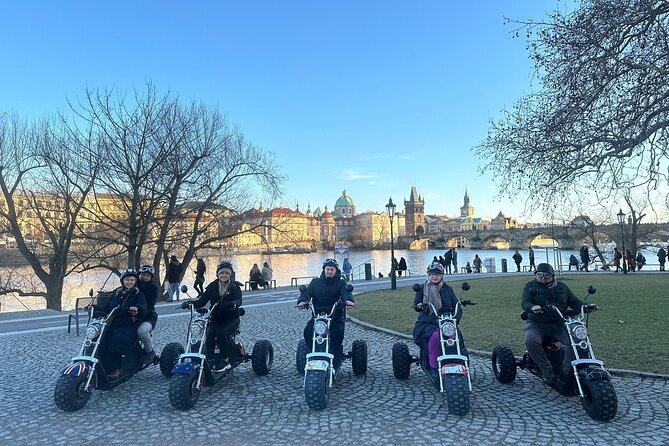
[[166, 255, 183, 301]]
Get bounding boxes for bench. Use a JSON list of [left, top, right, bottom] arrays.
[[245, 279, 277, 291], [396, 269, 411, 277], [291, 276, 315, 287]]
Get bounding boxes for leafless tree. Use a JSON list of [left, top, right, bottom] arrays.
[[0, 113, 101, 310], [476, 0, 669, 211]]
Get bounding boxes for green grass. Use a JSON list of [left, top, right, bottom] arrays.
[[353, 274, 669, 374]]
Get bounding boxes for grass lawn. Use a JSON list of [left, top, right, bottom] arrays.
[[353, 274, 669, 375]]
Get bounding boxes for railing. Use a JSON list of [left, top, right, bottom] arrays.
[[291, 276, 316, 287], [350, 259, 375, 280]]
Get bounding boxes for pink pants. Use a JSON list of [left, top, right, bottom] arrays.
[[428, 330, 440, 369]]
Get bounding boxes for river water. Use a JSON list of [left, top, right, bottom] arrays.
[[1, 246, 662, 312]]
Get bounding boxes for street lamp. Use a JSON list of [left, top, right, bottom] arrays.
[[617, 209, 627, 274], [386, 197, 397, 290]]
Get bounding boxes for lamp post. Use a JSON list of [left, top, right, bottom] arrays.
[[386, 197, 397, 290], [617, 209, 627, 275]]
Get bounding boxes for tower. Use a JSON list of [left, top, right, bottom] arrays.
[[460, 188, 474, 218], [404, 186, 425, 236]]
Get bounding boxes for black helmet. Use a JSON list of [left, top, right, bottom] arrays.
[[535, 263, 555, 275], [427, 262, 445, 275], [120, 268, 139, 285], [216, 260, 234, 276], [322, 258, 339, 270], [138, 264, 155, 276]]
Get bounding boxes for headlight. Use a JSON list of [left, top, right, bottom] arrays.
[[314, 320, 328, 336], [571, 325, 588, 341], [441, 322, 456, 338], [190, 322, 204, 341], [86, 324, 101, 340]]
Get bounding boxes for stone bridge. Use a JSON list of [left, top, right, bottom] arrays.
[[402, 223, 669, 250]]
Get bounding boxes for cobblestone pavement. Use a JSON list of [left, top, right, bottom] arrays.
[[1, 301, 668, 446]]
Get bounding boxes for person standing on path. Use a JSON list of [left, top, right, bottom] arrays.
[[451, 248, 458, 274], [444, 249, 453, 274], [166, 255, 183, 302], [194, 258, 206, 295], [512, 250, 523, 272], [528, 247, 536, 272]]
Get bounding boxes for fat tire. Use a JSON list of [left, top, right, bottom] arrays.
[[581, 377, 618, 421], [54, 374, 91, 412], [159, 342, 185, 377], [392, 342, 411, 380], [169, 372, 201, 410], [351, 339, 368, 376], [492, 345, 517, 384], [251, 340, 274, 376], [443, 373, 471, 416], [296, 339, 309, 374], [304, 369, 330, 411]]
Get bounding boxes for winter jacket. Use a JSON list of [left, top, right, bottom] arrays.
[[512, 252, 523, 264], [138, 281, 159, 328], [521, 280, 583, 326], [412, 281, 461, 344], [95, 287, 147, 354], [167, 260, 182, 283], [192, 279, 243, 324], [297, 270, 353, 322]]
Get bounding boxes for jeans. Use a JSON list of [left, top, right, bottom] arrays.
[[137, 322, 153, 353], [168, 282, 180, 301]]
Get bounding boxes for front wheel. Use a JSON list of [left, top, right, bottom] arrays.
[[392, 342, 411, 380], [443, 373, 470, 416], [491, 346, 517, 384], [296, 339, 309, 374], [304, 369, 330, 411], [54, 374, 92, 412], [251, 340, 274, 376], [169, 372, 201, 410], [580, 377, 618, 421], [160, 342, 185, 377], [351, 340, 368, 376]]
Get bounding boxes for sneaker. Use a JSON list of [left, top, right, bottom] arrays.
[[141, 350, 156, 367], [213, 359, 231, 373]]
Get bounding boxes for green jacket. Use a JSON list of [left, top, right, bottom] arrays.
[[521, 280, 584, 325]]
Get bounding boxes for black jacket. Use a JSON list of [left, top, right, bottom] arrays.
[[167, 260, 182, 283], [521, 280, 583, 326], [297, 270, 353, 322], [192, 279, 243, 324], [95, 286, 147, 323], [138, 281, 159, 328], [412, 281, 461, 343]]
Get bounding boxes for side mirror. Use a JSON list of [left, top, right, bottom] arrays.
[[461, 282, 470, 291], [89, 288, 94, 297], [529, 287, 538, 297], [180, 285, 188, 293], [587, 285, 596, 295], [345, 284, 354, 292], [412, 284, 421, 292], [299, 285, 307, 293]]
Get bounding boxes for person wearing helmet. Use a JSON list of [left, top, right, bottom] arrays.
[[296, 258, 354, 370], [522, 263, 596, 386], [182, 260, 242, 372], [412, 262, 463, 382], [94, 269, 147, 379], [137, 264, 159, 367]]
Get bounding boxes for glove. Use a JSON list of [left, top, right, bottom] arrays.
[[180, 301, 190, 309]]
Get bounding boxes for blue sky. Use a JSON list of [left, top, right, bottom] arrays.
[[0, 1, 566, 222]]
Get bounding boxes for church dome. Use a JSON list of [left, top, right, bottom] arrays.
[[334, 190, 355, 207]]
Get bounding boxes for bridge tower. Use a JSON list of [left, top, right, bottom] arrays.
[[404, 186, 425, 237], [460, 188, 474, 218]]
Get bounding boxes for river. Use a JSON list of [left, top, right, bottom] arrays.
[[0, 246, 663, 313]]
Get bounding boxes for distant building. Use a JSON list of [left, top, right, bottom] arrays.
[[404, 186, 425, 237]]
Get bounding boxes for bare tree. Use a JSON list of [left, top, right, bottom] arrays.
[[0, 114, 101, 310], [476, 0, 669, 209]]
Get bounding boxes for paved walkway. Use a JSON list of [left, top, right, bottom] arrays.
[[1, 301, 668, 445]]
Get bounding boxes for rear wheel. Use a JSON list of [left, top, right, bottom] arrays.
[[159, 342, 185, 377], [251, 340, 273, 376], [581, 377, 617, 421], [54, 374, 91, 412], [491, 346, 517, 384], [443, 374, 470, 416], [392, 342, 411, 380], [351, 340, 368, 376], [169, 372, 201, 410], [304, 369, 330, 411], [296, 339, 309, 374]]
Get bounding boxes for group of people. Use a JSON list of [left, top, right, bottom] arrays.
[[612, 247, 649, 272], [248, 262, 274, 290], [431, 248, 459, 274]]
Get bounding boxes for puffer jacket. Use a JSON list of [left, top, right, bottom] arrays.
[[192, 279, 243, 324], [521, 280, 584, 325], [297, 270, 353, 322]]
